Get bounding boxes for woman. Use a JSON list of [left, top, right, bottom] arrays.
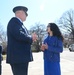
[[41, 23, 63, 75]]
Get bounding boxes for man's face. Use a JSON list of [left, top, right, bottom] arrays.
[[15, 10, 27, 22]]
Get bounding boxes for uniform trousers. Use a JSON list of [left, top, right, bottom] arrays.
[[10, 62, 29, 75]]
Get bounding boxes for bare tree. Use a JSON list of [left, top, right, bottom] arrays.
[[0, 23, 7, 54], [58, 9, 74, 42], [29, 22, 46, 52]]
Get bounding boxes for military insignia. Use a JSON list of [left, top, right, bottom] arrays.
[[19, 28, 22, 31], [22, 25, 25, 29]]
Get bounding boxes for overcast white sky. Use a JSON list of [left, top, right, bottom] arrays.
[[0, 0, 74, 31]]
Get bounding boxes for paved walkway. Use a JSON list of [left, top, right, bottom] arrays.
[[2, 52, 74, 75]]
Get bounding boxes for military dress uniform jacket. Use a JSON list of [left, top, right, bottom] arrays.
[[6, 17, 33, 64]]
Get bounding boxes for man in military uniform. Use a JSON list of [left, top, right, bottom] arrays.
[[6, 6, 37, 75]]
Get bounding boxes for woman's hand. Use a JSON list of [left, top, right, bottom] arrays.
[[41, 43, 48, 51], [41, 44, 45, 51], [44, 43, 48, 49]]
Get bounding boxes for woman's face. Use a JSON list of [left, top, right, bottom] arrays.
[[47, 27, 53, 35], [47, 27, 51, 33]]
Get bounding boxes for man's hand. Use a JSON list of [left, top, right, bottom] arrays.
[[32, 33, 38, 42]]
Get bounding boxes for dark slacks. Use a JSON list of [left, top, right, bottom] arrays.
[[10, 62, 29, 75]]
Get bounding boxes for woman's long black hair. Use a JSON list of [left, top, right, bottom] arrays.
[[47, 23, 64, 41]]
